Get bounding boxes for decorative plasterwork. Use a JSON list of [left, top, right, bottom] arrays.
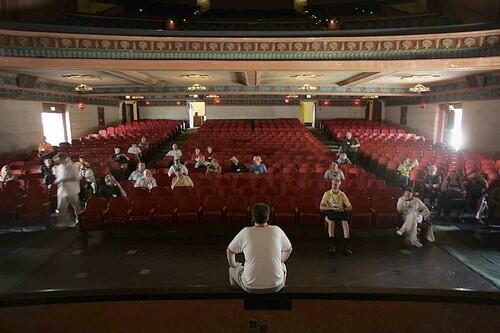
[[0, 29, 499, 60], [84, 84, 410, 95], [386, 86, 500, 106], [0, 87, 119, 105]]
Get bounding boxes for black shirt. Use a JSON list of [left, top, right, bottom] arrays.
[[111, 153, 128, 164], [340, 137, 359, 153], [425, 175, 441, 185], [97, 185, 122, 199], [229, 163, 248, 173], [41, 165, 55, 185]]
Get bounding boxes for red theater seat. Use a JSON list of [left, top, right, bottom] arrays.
[[350, 196, 373, 228], [80, 197, 108, 231], [152, 196, 177, 227], [371, 198, 399, 228], [104, 197, 131, 227], [201, 194, 225, 226], [130, 197, 155, 225]]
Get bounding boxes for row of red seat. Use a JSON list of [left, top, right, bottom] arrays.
[[80, 191, 401, 234]]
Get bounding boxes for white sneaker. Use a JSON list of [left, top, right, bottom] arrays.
[[411, 240, 423, 248], [396, 229, 404, 236]]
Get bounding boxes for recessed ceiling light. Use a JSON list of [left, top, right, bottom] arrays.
[[62, 74, 102, 81], [400, 74, 441, 80], [180, 74, 211, 80], [290, 74, 323, 80]]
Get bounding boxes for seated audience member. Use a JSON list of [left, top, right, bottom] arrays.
[[127, 143, 142, 160], [339, 132, 360, 165], [324, 162, 345, 182], [138, 136, 149, 150], [195, 154, 208, 169], [249, 156, 267, 174], [320, 179, 353, 256], [168, 158, 189, 177], [97, 174, 127, 198], [228, 156, 248, 173], [171, 169, 194, 190], [165, 143, 183, 160], [111, 147, 130, 165], [424, 165, 441, 209], [206, 159, 222, 175], [227, 203, 292, 293], [206, 146, 216, 163], [191, 148, 203, 163], [396, 187, 434, 248], [466, 170, 488, 214], [0, 165, 15, 184], [129, 162, 146, 181], [440, 170, 466, 216], [336, 153, 352, 166], [37, 136, 55, 159], [397, 157, 419, 188], [134, 169, 157, 189], [79, 161, 97, 195], [73, 155, 85, 170], [41, 158, 56, 186]]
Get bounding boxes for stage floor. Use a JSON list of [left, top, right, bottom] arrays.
[[0, 220, 498, 294]]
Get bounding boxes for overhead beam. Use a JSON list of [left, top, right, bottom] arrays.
[[103, 70, 165, 86], [2, 57, 500, 72]]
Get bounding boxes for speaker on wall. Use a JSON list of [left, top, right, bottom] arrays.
[[16, 74, 38, 88]]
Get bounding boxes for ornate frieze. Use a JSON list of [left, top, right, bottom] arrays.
[[0, 29, 499, 60]]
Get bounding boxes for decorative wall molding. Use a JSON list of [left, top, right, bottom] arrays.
[[0, 87, 119, 106], [90, 84, 410, 96], [1, 29, 499, 60]]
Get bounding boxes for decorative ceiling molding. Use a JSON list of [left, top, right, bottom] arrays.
[[385, 86, 500, 106], [0, 29, 499, 60]]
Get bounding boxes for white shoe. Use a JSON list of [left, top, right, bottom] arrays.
[[411, 240, 423, 248], [396, 229, 404, 236]]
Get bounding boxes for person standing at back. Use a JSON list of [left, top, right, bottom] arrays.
[[339, 132, 360, 165], [227, 203, 293, 293]]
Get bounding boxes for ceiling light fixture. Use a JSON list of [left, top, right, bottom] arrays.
[[361, 94, 379, 99], [290, 74, 322, 80], [181, 74, 211, 80], [409, 83, 431, 93], [74, 83, 93, 92], [63, 74, 102, 81], [401, 74, 440, 80], [206, 94, 219, 99], [298, 84, 317, 91], [187, 83, 207, 91], [286, 94, 299, 99]]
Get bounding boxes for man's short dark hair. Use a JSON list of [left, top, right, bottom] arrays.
[[251, 203, 270, 224], [404, 187, 414, 194]]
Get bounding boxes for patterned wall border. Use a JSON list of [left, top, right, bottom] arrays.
[[0, 29, 499, 60], [0, 87, 119, 106]]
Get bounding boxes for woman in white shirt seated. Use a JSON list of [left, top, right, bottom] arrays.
[[134, 169, 157, 190], [396, 187, 435, 248]]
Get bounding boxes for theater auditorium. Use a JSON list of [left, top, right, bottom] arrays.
[[0, 0, 498, 332]]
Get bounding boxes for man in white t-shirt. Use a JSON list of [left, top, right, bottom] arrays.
[[53, 153, 81, 226], [226, 203, 293, 293]]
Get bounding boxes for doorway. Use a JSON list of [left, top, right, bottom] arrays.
[[300, 101, 315, 127], [188, 101, 206, 128], [41, 103, 69, 145], [444, 104, 463, 150]]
